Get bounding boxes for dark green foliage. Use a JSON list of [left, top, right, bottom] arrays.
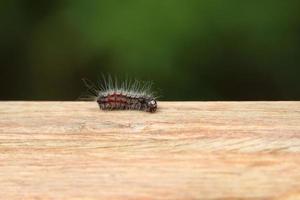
[[1, 0, 300, 100]]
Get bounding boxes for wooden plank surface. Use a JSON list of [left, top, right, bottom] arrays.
[[0, 101, 300, 200]]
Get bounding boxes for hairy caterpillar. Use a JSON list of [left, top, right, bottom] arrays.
[[82, 76, 158, 113]]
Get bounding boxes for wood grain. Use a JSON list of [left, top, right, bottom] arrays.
[[0, 101, 300, 200]]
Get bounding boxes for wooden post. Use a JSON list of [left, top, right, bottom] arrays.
[[0, 101, 300, 199]]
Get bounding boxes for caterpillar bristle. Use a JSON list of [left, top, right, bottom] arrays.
[[82, 76, 158, 113]]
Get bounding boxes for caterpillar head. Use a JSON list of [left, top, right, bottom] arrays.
[[146, 99, 157, 113]]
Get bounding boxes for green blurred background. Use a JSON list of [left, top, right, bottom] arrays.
[[1, 0, 300, 100]]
